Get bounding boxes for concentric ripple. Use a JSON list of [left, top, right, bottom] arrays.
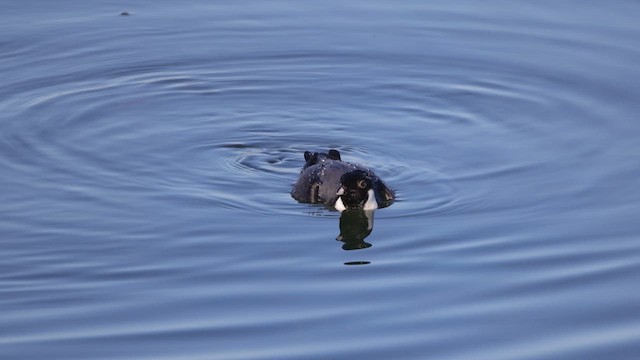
[[2, 2, 640, 360]]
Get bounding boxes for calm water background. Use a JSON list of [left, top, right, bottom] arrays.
[[2, 1, 640, 359]]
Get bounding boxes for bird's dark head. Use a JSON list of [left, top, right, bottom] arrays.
[[335, 170, 378, 211]]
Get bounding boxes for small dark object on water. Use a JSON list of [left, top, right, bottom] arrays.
[[344, 261, 371, 266], [120, 11, 130, 16]]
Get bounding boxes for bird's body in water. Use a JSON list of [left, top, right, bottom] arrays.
[[291, 149, 395, 211]]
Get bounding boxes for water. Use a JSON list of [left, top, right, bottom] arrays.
[[2, 1, 640, 359]]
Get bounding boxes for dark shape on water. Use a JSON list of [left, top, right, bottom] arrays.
[[291, 149, 395, 211], [120, 11, 130, 16], [337, 210, 375, 250], [344, 261, 371, 266]]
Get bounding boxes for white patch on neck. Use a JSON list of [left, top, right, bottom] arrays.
[[363, 189, 378, 210], [334, 196, 346, 212], [335, 189, 378, 212]]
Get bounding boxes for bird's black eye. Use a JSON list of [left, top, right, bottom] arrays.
[[357, 179, 367, 189]]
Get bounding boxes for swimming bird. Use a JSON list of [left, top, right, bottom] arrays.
[[291, 149, 394, 211]]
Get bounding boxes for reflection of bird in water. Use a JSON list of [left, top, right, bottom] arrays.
[[336, 210, 375, 250]]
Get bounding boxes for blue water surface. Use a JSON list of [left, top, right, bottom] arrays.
[[2, 1, 640, 359]]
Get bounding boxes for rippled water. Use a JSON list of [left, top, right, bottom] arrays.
[[2, 1, 640, 359]]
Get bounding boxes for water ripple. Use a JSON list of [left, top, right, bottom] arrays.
[[2, 2, 640, 359]]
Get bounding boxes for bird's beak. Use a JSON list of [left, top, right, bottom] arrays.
[[336, 187, 345, 196]]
